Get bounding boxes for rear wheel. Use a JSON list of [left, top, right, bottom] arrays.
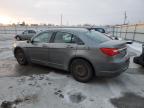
[[15, 49, 28, 65], [70, 59, 94, 83]]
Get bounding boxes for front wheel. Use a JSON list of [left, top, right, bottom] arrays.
[[15, 49, 28, 65], [70, 59, 94, 83]]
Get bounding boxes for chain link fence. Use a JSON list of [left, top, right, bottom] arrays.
[[0, 25, 55, 40], [107, 24, 144, 43], [0, 24, 144, 43], [0, 25, 50, 35]]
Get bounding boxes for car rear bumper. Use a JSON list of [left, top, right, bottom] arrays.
[[95, 58, 130, 77], [96, 65, 128, 77]]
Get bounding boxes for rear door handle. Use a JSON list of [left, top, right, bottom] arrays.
[[42, 45, 49, 48]]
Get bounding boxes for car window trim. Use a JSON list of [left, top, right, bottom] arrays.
[[50, 31, 84, 44]]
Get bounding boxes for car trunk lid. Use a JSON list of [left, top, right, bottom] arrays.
[[98, 40, 127, 57]]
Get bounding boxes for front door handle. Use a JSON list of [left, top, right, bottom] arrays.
[[66, 45, 74, 48]]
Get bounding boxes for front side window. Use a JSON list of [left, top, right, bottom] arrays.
[[28, 30, 36, 34], [33, 32, 53, 43]]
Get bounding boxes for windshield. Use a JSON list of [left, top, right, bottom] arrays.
[[86, 31, 111, 44]]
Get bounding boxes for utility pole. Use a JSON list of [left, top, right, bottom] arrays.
[[120, 11, 127, 37], [60, 14, 63, 26], [124, 11, 127, 25]]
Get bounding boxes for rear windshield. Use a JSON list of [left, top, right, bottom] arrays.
[[86, 31, 111, 44]]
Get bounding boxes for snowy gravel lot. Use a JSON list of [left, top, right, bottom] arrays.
[[0, 34, 144, 108]]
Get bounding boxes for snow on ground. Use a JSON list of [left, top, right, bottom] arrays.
[[0, 73, 114, 108], [127, 42, 143, 54], [0, 72, 144, 108]]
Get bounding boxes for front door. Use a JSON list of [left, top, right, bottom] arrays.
[[28, 31, 53, 64]]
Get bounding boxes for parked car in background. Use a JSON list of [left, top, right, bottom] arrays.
[[87, 27, 133, 44], [13, 28, 129, 82], [87, 27, 114, 39], [15, 30, 36, 41], [133, 43, 144, 66], [87, 27, 106, 33]]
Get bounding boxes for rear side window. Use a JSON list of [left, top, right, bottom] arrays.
[[53, 32, 73, 43], [86, 31, 111, 44], [53, 32, 84, 44]]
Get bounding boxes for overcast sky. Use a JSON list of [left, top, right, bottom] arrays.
[[0, 0, 144, 25]]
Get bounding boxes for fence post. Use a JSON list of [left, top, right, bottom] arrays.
[[133, 24, 137, 41], [112, 26, 115, 37], [119, 25, 122, 38], [3, 26, 7, 34], [124, 25, 128, 40], [115, 27, 118, 37], [25, 25, 28, 31], [14, 25, 17, 35]]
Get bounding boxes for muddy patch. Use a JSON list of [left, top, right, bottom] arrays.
[[110, 92, 144, 108], [69, 92, 86, 103], [54, 89, 64, 99], [1, 94, 38, 108]]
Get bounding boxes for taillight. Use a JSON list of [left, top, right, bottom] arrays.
[[100, 48, 119, 56]]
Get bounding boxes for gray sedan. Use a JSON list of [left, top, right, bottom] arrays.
[[13, 28, 130, 82], [15, 30, 36, 41]]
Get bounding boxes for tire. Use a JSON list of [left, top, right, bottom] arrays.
[[133, 57, 140, 64], [70, 59, 94, 83], [16, 36, 21, 41], [15, 49, 28, 65]]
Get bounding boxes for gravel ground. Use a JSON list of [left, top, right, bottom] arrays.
[[0, 36, 144, 108]]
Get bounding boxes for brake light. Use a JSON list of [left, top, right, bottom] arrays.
[[100, 48, 119, 56]]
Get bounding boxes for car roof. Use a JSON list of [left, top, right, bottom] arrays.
[[44, 28, 101, 46], [45, 28, 89, 34]]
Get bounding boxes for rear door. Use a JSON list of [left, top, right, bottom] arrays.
[[28, 31, 53, 64], [48, 32, 78, 69]]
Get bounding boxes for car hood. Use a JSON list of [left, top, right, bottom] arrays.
[[15, 41, 29, 47]]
